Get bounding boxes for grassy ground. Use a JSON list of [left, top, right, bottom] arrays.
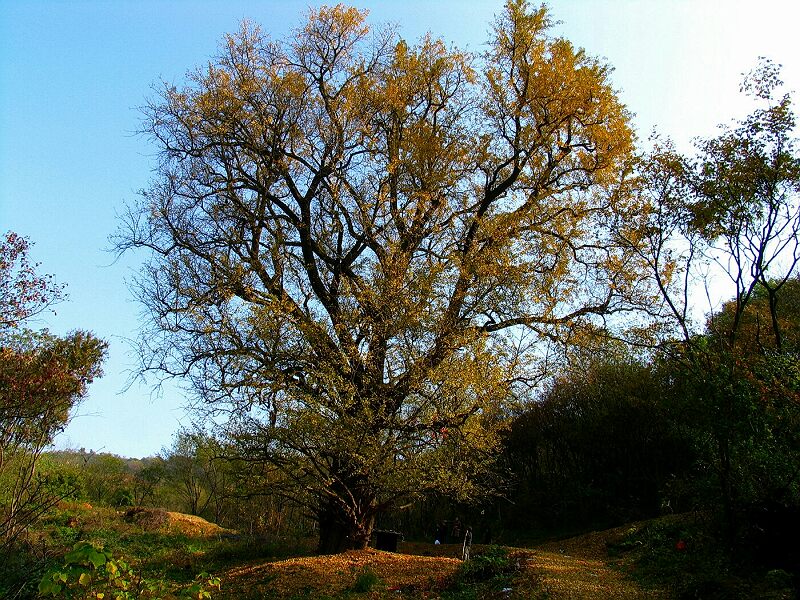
[[13, 505, 798, 599], [215, 539, 663, 599], [4, 503, 312, 599], [6, 504, 652, 599]]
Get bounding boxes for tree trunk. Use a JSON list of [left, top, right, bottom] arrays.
[[766, 286, 783, 350], [316, 499, 375, 554]]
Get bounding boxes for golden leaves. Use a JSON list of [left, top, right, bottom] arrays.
[[485, 1, 633, 189], [302, 4, 370, 48], [224, 548, 461, 597], [134, 0, 650, 536]]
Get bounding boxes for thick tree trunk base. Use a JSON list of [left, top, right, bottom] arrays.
[[317, 510, 374, 554]]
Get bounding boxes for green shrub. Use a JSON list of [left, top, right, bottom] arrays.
[[348, 566, 382, 593], [442, 546, 518, 598], [608, 518, 761, 599], [456, 546, 515, 584], [37, 540, 221, 599], [0, 542, 50, 600], [38, 541, 139, 599]]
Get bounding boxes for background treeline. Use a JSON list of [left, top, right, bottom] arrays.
[[402, 280, 800, 572], [34, 437, 318, 539]]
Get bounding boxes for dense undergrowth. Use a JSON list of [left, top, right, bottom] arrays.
[[0, 504, 311, 599], [440, 546, 526, 599], [608, 514, 798, 599]]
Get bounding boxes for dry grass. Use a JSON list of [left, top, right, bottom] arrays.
[[523, 521, 674, 599]]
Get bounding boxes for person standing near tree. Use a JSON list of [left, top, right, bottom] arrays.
[[462, 527, 473, 561], [435, 521, 447, 544]]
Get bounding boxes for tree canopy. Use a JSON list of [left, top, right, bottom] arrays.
[[0, 232, 64, 330], [628, 59, 800, 347], [119, 1, 647, 552]]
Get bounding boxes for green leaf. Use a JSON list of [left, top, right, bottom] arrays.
[[37, 578, 61, 596], [88, 550, 107, 568], [65, 541, 95, 564], [79, 572, 93, 586]]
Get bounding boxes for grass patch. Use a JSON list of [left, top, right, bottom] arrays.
[[348, 566, 383, 593], [16, 504, 312, 597]]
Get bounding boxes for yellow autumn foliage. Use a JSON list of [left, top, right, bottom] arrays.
[[123, 0, 649, 552]]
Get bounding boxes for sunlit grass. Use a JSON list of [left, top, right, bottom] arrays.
[[28, 504, 677, 599]]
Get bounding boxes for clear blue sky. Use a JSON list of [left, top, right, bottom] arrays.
[[1, 1, 798, 458]]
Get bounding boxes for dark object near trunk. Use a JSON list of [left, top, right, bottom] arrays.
[[374, 530, 403, 552]]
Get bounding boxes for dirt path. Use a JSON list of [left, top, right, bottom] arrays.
[[519, 548, 664, 599], [522, 527, 668, 599]]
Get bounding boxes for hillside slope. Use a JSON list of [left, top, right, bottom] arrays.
[[218, 531, 666, 598]]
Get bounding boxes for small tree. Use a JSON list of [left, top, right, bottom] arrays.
[[631, 60, 800, 547], [119, 2, 646, 552], [0, 233, 106, 548], [131, 458, 167, 508], [81, 452, 134, 507], [162, 430, 230, 519], [0, 231, 64, 330], [632, 60, 800, 347], [691, 59, 800, 349]]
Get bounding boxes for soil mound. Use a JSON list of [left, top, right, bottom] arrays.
[[224, 548, 461, 596], [124, 508, 233, 537]]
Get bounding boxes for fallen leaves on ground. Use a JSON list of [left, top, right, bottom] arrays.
[[125, 508, 235, 537], [162, 511, 234, 537], [223, 547, 461, 597], [219, 535, 667, 598], [522, 550, 665, 599]]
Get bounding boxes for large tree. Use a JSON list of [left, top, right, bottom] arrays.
[[119, 1, 644, 552]]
